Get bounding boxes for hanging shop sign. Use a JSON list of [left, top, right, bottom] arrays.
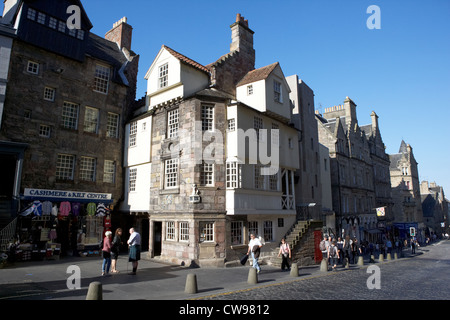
[[24, 188, 112, 203]]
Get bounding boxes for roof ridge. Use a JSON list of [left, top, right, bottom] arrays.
[[162, 45, 209, 74], [236, 62, 279, 87]]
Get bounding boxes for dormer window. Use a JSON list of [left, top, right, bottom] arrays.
[[274, 80, 282, 103], [159, 63, 168, 89]]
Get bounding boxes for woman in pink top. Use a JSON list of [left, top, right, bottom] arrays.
[[102, 231, 112, 276]]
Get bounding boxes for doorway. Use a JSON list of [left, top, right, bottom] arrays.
[[153, 221, 162, 257]]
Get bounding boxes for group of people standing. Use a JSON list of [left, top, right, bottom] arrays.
[[320, 235, 363, 270], [101, 227, 141, 276]]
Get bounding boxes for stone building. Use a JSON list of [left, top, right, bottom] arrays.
[[286, 76, 323, 222], [420, 181, 447, 239], [122, 14, 302, 267], [315, 97, 391, 241], [0, 0, 139, 254], [389, 141, 424, 241]]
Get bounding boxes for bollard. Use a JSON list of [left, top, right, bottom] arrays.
[[185, 273, 198, 294], [345, 258, 350, 269], [86, 281, 103, 300], [290, 263, 299, 277], [370, 255, 375, 263], [387, 253, 392, 260], [394, 252, 398, 260], [357, 256, 364, 266], [320, 259, 328, 272], [247, 268, 258, 284], [378, 253, 384, 262]]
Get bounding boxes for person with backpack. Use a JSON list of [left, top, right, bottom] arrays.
[[319, 235, 330, 262], [328, 240, 339, 271]]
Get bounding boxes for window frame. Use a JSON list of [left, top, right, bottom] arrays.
[[94, 64, 111, 94], [83, 106, 99, 134], [158, 63, 169, 89], [167, 108, 179, 139], [79, 157, 96, 182], [56, 154, 75, 181], [61, 101, 79, 130], [164, 158, 179, 189]]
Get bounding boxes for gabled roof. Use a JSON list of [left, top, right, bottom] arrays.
[[145, 45, 209, 79], [162, 45, 209, 74], [236, 62, 279, 87]]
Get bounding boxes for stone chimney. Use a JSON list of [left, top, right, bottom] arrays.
[[344, 96, 357, 128], [371, 111, 379, 135], [230, 13, 255, 65], [105, 17, 133, 51]]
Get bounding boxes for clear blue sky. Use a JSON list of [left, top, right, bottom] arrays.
[[82, 0, 450, 195]]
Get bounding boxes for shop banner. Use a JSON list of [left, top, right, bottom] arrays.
[[24, 188, 112, 203]]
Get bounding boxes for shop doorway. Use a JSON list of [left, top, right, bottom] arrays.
[[153, 221, 162, 257]]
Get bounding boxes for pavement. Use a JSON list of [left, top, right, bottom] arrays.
[[0, 245, 432, 301]]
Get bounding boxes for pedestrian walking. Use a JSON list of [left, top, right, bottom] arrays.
[[411, 239, 416, 254], [127, 227, 141, 275], [101, 231, 113, 276], [343, 235, 352, 266], [247, 233, 263, 273], [328, 240, 339, 271], [386, 239, 393, 254], [111, 228, 123, 274], [351, 238, 361, 263], [337, 237, 344, 265], [277, 238, 291, 271]]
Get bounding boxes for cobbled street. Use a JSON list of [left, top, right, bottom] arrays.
[[201, 241, 450, 300]]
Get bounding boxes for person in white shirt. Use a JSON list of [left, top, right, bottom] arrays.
[[127, 228, 141, 275], [247, 233, 263, 273]]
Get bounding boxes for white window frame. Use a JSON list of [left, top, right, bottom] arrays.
[[94, 64, 110, 94], [164, 159, 179, 189], [84, 107, 99, 134], [159, 63, 168, 89], [227, 118, 236, 132], [274, 80, 283, 103], [167, 108, 179, 138], [226, 162, 239, 189], [107, 113, 119, 138], [80, 157, 96, 182], [61, 101, 79, 130], [56, 154, 75, 181], [201, 105, 214, 131], [128, 168, 137, 192], [166, 221, 176, 241], [179, 222, 189, 242], [200, 161, 214, 187], [27, 61, 39, 75], [39, 125, 51, 138], [129, 122, 137, 147], [200, 222, 214, 243], [263, 220, 273, 242], [44, 87, 55, 101], [103, 160, 116, 184]]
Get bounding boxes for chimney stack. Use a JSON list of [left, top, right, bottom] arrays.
[[230, 13, 255, 59], [105, 17, 133, 51]]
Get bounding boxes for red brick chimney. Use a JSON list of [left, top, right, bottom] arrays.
[[105, 17, 133, 51]]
